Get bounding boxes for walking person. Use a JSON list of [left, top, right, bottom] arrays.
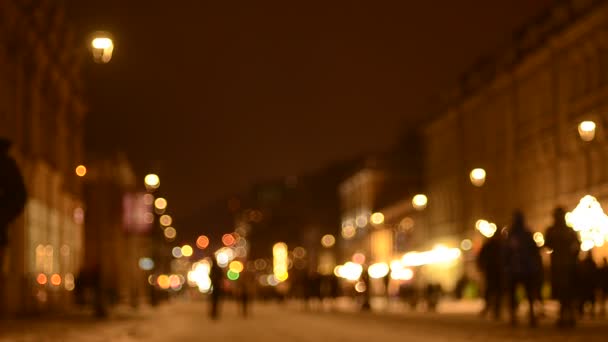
[[577, 250, 598, 318], [504, 210, 542, 327], [209, 261, 224, 320], [0, 138, 27, 313], [545, 207, 580, 327], [477, 232, 505, 320], [599, 258, 608, 317]]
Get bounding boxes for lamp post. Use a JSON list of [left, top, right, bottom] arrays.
[[89, 31, 114, 64], [578, 120, 596, 193]]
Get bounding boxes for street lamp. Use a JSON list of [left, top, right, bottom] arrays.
[[89, 31, 114, 64], [469, 168, 486, 187], [144, 174, 160, 191], [412, 194, 428, 211], [578, 121, 596, 142], [578, 120, 596, 192]]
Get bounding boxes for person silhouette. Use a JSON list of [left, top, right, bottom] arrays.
[[209, 261, 224, 320], [545, 207, 579, 327], [504, 210, 542, 327], [0, 138, 27, 273]]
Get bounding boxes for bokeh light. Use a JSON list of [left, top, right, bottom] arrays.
[[172, 246, 183, 258], [370, 212, 385, 225], [412, 194, 428, 210], [227, 269, 240, 281], [460, 239, 473, 251], [293, 247, 306, 258], [75, 165, 87, 177], [368, 262, 389, 279], [229, 260, 244, 273], [321, 234, 336, 248], [181, 245, 193, 257], [157, 274, 170, 289], [222, 233, 236, 246], [196, 235, 209, 249], [164, 227, 177, 240], [159, 215, 172, 227], [470, 168, 487, 187], [36, 273, 47, 285], [138, 257, 155, 271], [144, 174, 160, 190]]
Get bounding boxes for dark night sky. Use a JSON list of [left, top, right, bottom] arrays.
[[66, 0, 553, 220]]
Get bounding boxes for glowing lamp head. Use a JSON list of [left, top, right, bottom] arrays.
[[412, 194, 428, 211], [144, 174, 160, 190], [370, 212, 385, 225], [75, 165, 87, 177], [90, 32, 114, 64], [470, 168, 486, 187], [578, 121, 596, 142]]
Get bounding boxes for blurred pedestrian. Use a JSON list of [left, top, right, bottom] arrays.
[[599, 258, 608, 317], [209, 261, 224, 320], [477, 232, 505, 320], [504, 210, 542, 327], [0, 138, 27, 311], [545, 207, 580, 327], [578, 250, 598, 318], [239, 270, 253, 318]]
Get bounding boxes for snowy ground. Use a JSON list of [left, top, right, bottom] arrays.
[[1, 298, 608, 341]]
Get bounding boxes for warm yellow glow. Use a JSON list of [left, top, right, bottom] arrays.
[[92, 37, 113, 49], [157, 274, 170, 289], [470, 168, 486, 187], [181, 245, 193, 257], [336, 262, 363, 281], [533, 232, 545, 247], [412, 194, 428, 210], [370, 212, 385, 225], [401, 245, 461, 267], [342, 224, 356, 239], [188, 261, 212, 293], [64, 273, 75, 291], [354, 281, 367, 293], [164, 227, 177, 239], [566, 195, 608, 250], [159, 214, 172, 227], [460, 239, 473, 251], [144, 174, 160, 190], [475, 219, 497, 238], [75, 165, 87, 177], [578, 121, 596, 142], [90, 34, 114, 64], [273, 242, 289, 282], [154, 197, 167, 210], [321, 234, 336, 248], [368, 262, 390, 279], [229, 261, 244, 273], [391, 267, 414, 281]]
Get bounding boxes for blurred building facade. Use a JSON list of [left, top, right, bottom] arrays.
[[423, 0, 608, 283], [83, 154, 151, 313], [0, 0, 87, 314]]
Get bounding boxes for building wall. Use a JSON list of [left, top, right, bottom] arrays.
[[424, 1, 608, 258], [0, 0, 86, 314]]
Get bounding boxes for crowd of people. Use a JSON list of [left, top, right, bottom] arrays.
[[477, 208, 608, 327]]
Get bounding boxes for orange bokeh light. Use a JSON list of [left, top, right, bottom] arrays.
[[196, 235, 210, 249], [36, 273, 47, 285], [50, 274, 62, 286], [222, 234, 235, 246], [75, 165, 87, 177]]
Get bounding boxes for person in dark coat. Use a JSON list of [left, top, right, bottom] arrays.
[[477, 232, 505, 320], [599, 258, 608, 317], [0, 138, 27, 271], [577, 250, 598, 318], [504, 210, 542, 327], [544, 207, 580, 327], [209, 261, 224, 320]]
